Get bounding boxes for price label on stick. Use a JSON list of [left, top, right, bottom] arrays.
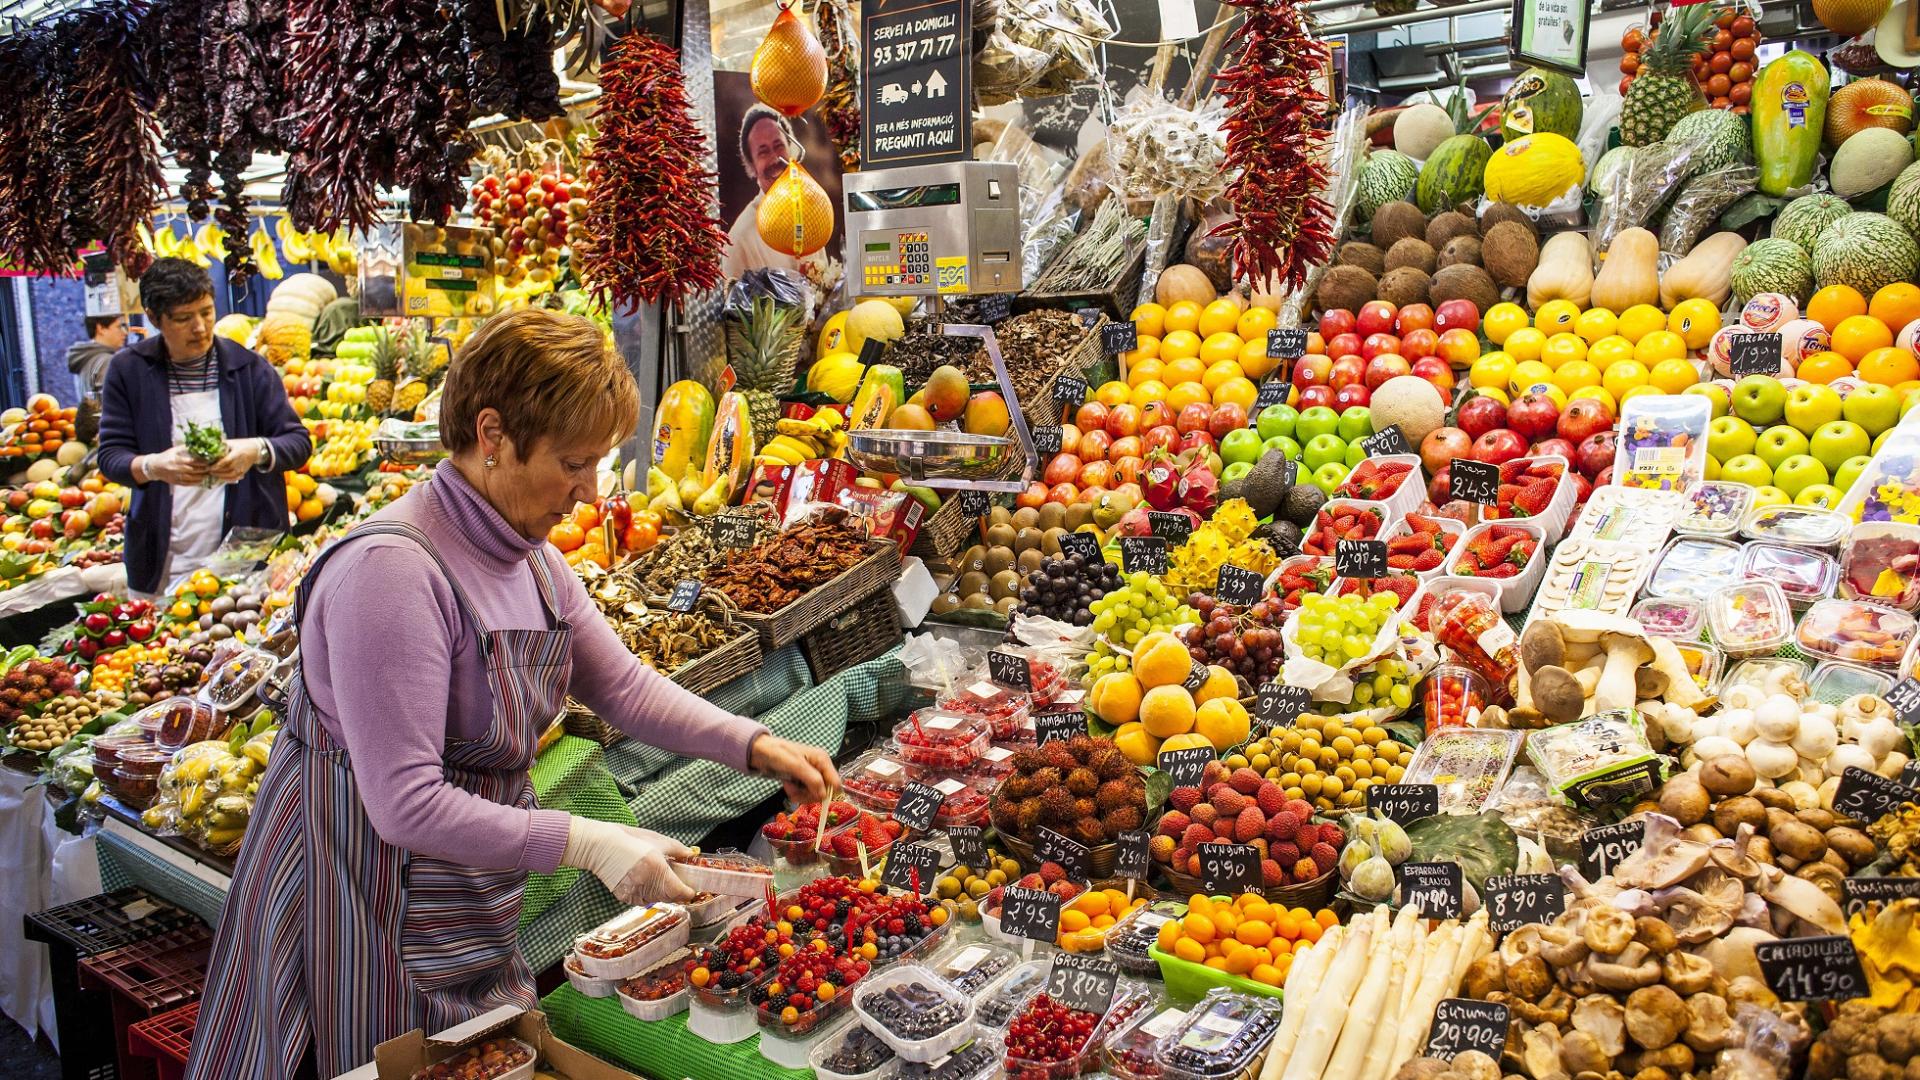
[[1450, 459, 1501, 506], [666, 580, 702, 613], [1032, 426, 1063, 455], [1120, 536, 1168, 575], [1255, 682, 1311, 729], [1114, 830, 1152, 882], [1401, 861, 1464, 919], [1215, 564, 1265, 607], [1359, 424, 1412, 457], [1035, 827, 1090, 880], [859, 336, 887, 367], [1053, 374, 1089, 407], [1075, 308, 1102, 328], [1426, 999, 1511, 1062], [711, 512, 761, 550], [1888, 677, 1920, 725], [1058, 531, 1101, 562], [958, 490, 994, 519], [880, 841, 941, 895], [1833, 766, 1920, 823], [1034, 709, 1085, 747], [1157, 745, 1214, 789], [1253, 381, 1289, 412], [1148, 512, 1193, 544], [1843, 876, 1920, 922], [1757, 935, 1871, 1001], [988, 649, 1032, 691], [1579, 819, 1645, 880], [1000, 885, 1062, 943], [1367, 783, 1439, 824], [1198, 842, 1261, 895], [948, 825, 989, 869], [1485, 874, 1567, 935], [1102, 321, 1139, 355], [1046, 953, 1120, 1015], [1728, 333, 1784, 379], [892, 781, 945, 832], [1336, 539, 1388, 579], [1267, 327, 1308, 360]]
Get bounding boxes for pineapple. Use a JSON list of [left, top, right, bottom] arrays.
[[366, 330, 398, 415], [724, 295, 806, 450], [393, 379, 429, 417], [1621, 3, 1719, 146]]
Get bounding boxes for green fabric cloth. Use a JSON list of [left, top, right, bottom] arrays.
[[308, 297, 361, 357], [542, 985, 815, 1080], [522, 736, 636, 930]]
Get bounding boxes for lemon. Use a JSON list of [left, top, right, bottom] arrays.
[[1483, 302, 1529, 344], [1504, 327, 1547, 362], [1668, 298, 1721, 349], [1469, 352, 1515, 389]]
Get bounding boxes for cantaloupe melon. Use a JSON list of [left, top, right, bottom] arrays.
[[1832, 127, 1914, 197], [1392, 103, 1455, 162], [1827, 78, 1914, 149], [1155, 264, 1216, 307], [1371, 375, 1447, 445]]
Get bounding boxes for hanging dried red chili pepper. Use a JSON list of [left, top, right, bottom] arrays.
[[0, 33, 71, 275], [573, 30, 727, 310], [813, 0, 861, 171], [1211, 0, 1336, 292]]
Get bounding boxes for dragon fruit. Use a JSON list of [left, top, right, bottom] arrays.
[[1143, 452, 1182, 511], [1179, 462, 1218, 516]]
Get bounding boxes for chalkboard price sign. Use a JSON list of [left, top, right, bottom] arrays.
[[1367, 783, 1439, 824], [1059, 531, 1102, 561], [1120, 536, 1168, 575], [1076, 308, 1102, 328], [1887, 677, 1920, 724], [948, 825, 989, 869], [977, 294, 1012, 324], [891, 782, 945, 833], [1254, 381, 1289, 412], [880, 841, 941, 895], [1157, 745, 1214, 789], [1198, 842, 1261, 895], [1267, 327, 1309, 360], [1148, 512, 1193, 544], [1255, 682, 1311, 729], [1035, 827, 1091, 881], [1450, 459, 1501, 506], [1035, 710, 1086, 747], [1359, 425, 1412, 457], [1033, 427, 1063, 454], [1046, 953, 1120, 1015], [859, 337, 887, 367], [1757, 935, 1870, 1001], [1580, 820, 1645, 880], [1053, 375, 1090, 407], [1426, 999, 1510, 1062], [1102, 321, 1139, 355], [1335, 539, 1388, 579], [1215, 564, 1265, 607], [711, 513, 761, 550], [1401, 861, 1464, 919], [958, 490, 994, 519], [1485, 874, 1566, 935], [1114, 830, 1152, 881], [1000, 885, 1062, 943], [666, 580, 702, 613], [1843, 876, 1920, 922], [1728, 333, 1784, 379], [987, 649, 1033, 691], [1833, 766, 1920, 824]]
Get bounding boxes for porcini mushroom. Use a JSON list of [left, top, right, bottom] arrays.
[[1531, 666, 1586, 723], [1555, 610, 1656, 713]]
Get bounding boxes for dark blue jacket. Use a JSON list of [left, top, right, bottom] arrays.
[[96, 335, 311, 594]]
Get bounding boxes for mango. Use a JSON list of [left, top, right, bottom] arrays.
[[887, 404, 936, 430], [923, 364, 970, 423], [963, 390, 1011, 436]]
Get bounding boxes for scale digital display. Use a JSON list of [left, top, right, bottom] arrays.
[[848, 183, 963, 212], [863, 229, 934, 289]]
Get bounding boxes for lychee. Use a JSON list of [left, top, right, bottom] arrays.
[[1318, 822, 1346, 849], [1212, 789, 1249, 817], [1201, 761, 1228, 789], [1265, 810, 1301, 842], [1192, 804, 1219, 827], [1159, 810, 1192, 838], [1272, 841, 1302, 867], [1234, 806, 1266, 843], [1255, 782, 1288, 816], [1261, 858, 1284, 887], [1310, 842, 1340, 875], [1229, 768, 1263, 795], [1181, 823, 1216, 849], [1038, 861, 1067, 884], [1292, 857, 1320, 882], [1284, 798, 1314, 821], [1169, 785, 1203, 812]]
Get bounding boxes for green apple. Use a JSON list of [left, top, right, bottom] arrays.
[[1683, 381, 1732, 420], [1731, 375, 1788, 427], [1845, 384, 1903, 436], [1750, 485, 1791, 509], [1903, 389, 1920, 419], [1263, 435, 1303, 461], [1704, 454, 1722, 481], [1834, 454, 1873, 495], [1220, 427, 1265, 467], [1808, 419, 1871, 472], [1794, 483, 1842, 507], [1296, 406, 1340, 443], [1754, 425, 1810, 471], [1345, 439, 1368, 467], [1706, 415, 1757, 463], [1256, 403, 1299, 441], [1311, 461, 1350, 495], [1303, 433, 1348, 471], [1337, 407, 1374, 443], [1783, 384, 1844, 434], [1719, 453, 1774, 488], [1222, 460, 1254, 483], [1771, 454, 1829, 498], [1876, 428, 1895, 454]]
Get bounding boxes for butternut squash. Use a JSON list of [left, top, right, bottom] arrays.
[[1660, 232, 1749, 309], [1590, 227, 1661, 313], [1526, 231, 1594, 310]]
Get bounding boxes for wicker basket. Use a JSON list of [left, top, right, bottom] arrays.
[[909, 499, 982, 560], [732, 540, 903, 650], [1161, 863, 1337, 908], [799, 585, 903, 683], [1017, 241, 1147, 322], [562, 589, 766, 744], [1025, 316, 1112, 428], [1001, 831, 1119, 880]]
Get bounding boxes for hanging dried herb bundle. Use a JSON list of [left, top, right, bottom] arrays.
[[1212, 0, 1335, 291], [573, 31, 726, 310], [464, 0, 564, 121], [144, 0, 217, 219], [0, 33, 71, 274], [813, 0, 861, 171]]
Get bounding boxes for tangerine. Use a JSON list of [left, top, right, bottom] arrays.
[[1095, 380, 1131, 407], [1483, 302, 1529, 344], [1534, 299, 1580, 335], [1237, 306, 1278, 341], [1238, 337, 1280, 380], [1199, 300, 1243, 338], [1163, 301, 1203, 335], [1834, 315, 1894, 362], [1126, 358, 1166, 388], [1872, 283, 1920, 332], [1795, 350, 1853, 384], [1200, 332, 1246, 367], [1859, 346, 1920, 386], [1616, 304, 1668, 343], [1808, 284, 1868, 330], [1130, 302, 1168, 339], [1120, 335, 1160, 368], [1213, 377, 1257, 412], [1162, 356, 1207, 386], [1160, 330, 1202, 362]]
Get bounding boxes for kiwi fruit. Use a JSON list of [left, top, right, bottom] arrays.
[[930, 593, 961, 614], [1017, 548, 1045, 572], [989, 570, 1023, 600], [1014, 526, 1045, 552], [1011, 506, 1041, 530], [983, 546, 1015, 575], [985, 523, 1016, 548], [995, 596, 1021, 615], [1035, 502, 1065, 531], [989, 506, 1013, 526], [959, 544, 989, 573], [1063, 503, 1093, 530], [961, 593, 993, 609], [956, 570, 990, 597], [1041, 527, 1067, 555]]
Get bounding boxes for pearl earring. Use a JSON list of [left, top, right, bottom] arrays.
[[484, 455, 497, 468]]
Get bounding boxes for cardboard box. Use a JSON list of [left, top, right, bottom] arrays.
[[337, 1006, 645, 1080]]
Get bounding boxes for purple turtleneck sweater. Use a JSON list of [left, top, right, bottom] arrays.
[[300, 459, 768, 872]]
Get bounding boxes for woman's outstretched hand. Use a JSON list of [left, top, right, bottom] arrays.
[[750, 735, 841, 805]]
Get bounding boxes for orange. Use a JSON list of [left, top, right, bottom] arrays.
[[1095, 380, 1131, 408], [1161, 356, 1207, 386], [1160, 330, 1202, 362], [1120, 335, 1160, 367], [1588, 335, 1637, 369], [1795, 350, 1853, 384], [1633, 330, 1688, 365], [1130, 302, 1168, 339], [1238, 337, 1280, 380], [1199, 300, 1243, 338], [1808, 285, 1868, 331], [1504, 327, 1547, 362], [1163, 301, 1203, 335], [1834, 314, 1895, 362], [1129, 380, 1170, 408], [1541, 333, 1588, 369], [1200, 332, 1246, 367], [1237, 307, 1278, 341], [1213, 377, 1257, 412], [1872, 283, 1920, 333], [1202, 360, 1244, 392], [1483, 302, 1529, 344], [1616, 304, 1668, 343], [1859, 346, 1920, 386], [1165, 382, 1212, 412], [1126, 358, 1165, 388]]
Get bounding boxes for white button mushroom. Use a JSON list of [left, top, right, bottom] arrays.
[[1754, 694, 1801, 742], [1790, 711, 1838, 759], [1720, 707, 1758, 746], [1826, 743, 1877, 778], [1745, 739, 1799, 779]]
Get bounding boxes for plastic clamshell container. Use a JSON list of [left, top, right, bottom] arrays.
[[1673, 640, 1724, 694], [853, 965, 976, 1063], [1270, 554, 1339, 613], [892, 709, 992, 771], [1529, 536, 1653, 624], [615, 957, 689, 1021], [1797, 598, 1919, 667], [1379, 513, 1467, 581], [930, 774, 991, 829], [843, 748, 912, 815], [571, 903, 690, 979], [672, 852, 774, 899], [1301, 498, 1395, 557], [1104, 1003, 1192, 1080], [974, 959, 1050, 1028], [1740, 542, 1839, 606], [1406, 575, 1500, 636], [1613, 393, 1711, 492], [1484, 454, 1577, 544], [1446, 519, 1547, 614], [407, 1037, 536, 1080], [562, 953, 619, 998], [927, 940, 1020, 996], [1631, 596, 1704, 639], [935, 681, 1032, 743], [1743, 505, 1849, 548], [810, 1015, 900, 1080], [1571, 486, 1685, 547], [894, 1032, 1004, 1080], [114, 744, 173, 778], [686, 997, 759, 1044], [1840, 521, 1920, 610], [685, 892, 753, 928], [1339, 453, 1424, 521], [1152, 989, 1286, 1080], [1707, 580, 1795, 658], [1647, 536, 1745, 601], [1676, 481, 1754, 537], [1106, 898, 1187, 976], [1723, 657, 1810, 696], [1839, 418, 1920, 525], [143, 698, 224, 751], [200, 649, 276, 712], [1810, 659, 1896, 703], [1404, 727, 1523, 814], [1003, 984, 1149, 1080]]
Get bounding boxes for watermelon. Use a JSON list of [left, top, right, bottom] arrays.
[[1774, 194, 1852, 254], [1667, 108, 1753, 175], [1812, 212, 1920, 295], [1886, 162, 1920, 239], [1356, 151, 1419, 220], [1414, 135, 1493, 215], [1730, 238, 1815, 306], [1501, 69, 1583, 141]]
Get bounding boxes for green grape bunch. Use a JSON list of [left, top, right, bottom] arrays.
[[1083, 571, 1198, 685], [1293, 592, 1399, 666]]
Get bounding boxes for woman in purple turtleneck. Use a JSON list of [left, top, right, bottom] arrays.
[[184, 309, 839, 1080]]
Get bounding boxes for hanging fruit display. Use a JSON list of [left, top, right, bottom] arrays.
[[752, 4, 829, 117], [1620, 3, 1756, 115], [467, 153, 588, 299], [814, 0, 861, 171], [758, 161, 835, 258]]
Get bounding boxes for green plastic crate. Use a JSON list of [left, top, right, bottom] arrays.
[[1148, 942, 1286, 1005]]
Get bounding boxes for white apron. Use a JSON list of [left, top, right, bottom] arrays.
[[165, 389, 226, 587]]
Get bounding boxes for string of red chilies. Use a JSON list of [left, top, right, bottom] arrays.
[[1213, 0, 1338, 293]]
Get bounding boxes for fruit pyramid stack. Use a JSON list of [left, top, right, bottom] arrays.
[[1151, 761, 1347, 888], [1089, 630, 1251, 767]]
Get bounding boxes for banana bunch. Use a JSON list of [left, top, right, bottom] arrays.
[[150, 222, 210, 268], [276, 216, 312, 262], [250, 227, 284, 280], [272, 217, 356, 276], [194, 223, 228, 261], [755, 410, 848, 467]]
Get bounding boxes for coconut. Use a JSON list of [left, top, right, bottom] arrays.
[[1377, 267, 1433, 308], [1372, 375, 1448, 445], [1338, 242, 1387, 277], [1479, 202, 1538, 237], [1430, 264, 1500, 312], [1315, 265, 1379, 314], [1385, 237, 1437, 274], [1439, 235, 1483, 269], [1371, 201, 1428, 250], [1426, 210, 1480, 252], [1481, 221, 1540, 288]]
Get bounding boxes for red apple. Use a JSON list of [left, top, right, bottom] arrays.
[[1410, 356, 1456, 397], [1434, 300, 1480, 335], [1427, 465, 1451, 505], [1456, 395, 1509, 441], [1047, 482, 1080, 505], [1420, 426, 1472, 475], [1018, 482, 1048, 508], [1058, 423, 1082, 457], [1364, 353, 1412, 390], [1208, 404, 1248, 439], [1109, 435, 1144, 461], [1106, 404, 1141, 438], [1044, 454, 1083, 487], [57, 488, 84, 509], [1556, 398, 1613, 443], [1139, 401, 1172, 433], [1356, 301, 1398, 338], [1334, 383, 1372, 410], [1075, 401, 1110, 432], [1361, 333, 1402, 361], [60, 509, 89, 537], [1320, 309, 1356, 340], [1143, 425, 1181, 455], [4, 491, 24, 511], [1326, 333, 1362, 360], [1079, 428, 1112, 462], [1298, 385, 1336, 410], [1180, 430, 1217, 456], [1531, 437, 1576, 461], [1293, 355, 1332, 388], [1472, 428, 1528, 465], [1079, 460, 1114, 489], [1506, 392, 1562, 442], [1394, 304, 1435, 335], [1398, 329, 1439, 360], [1175, 402, 1214, 434], [1330, 355, 1367, 390], [1577, 431, 1617, 478], [1436, 328, 1481, 365]]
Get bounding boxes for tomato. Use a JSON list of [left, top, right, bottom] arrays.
[[1731, 15, 1755, 35], [572, 502, 601, 530]]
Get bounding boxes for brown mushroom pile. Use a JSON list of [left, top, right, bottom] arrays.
[[1391, 1050, 1503, 1080], [1808, 1001, 1920, 1080]]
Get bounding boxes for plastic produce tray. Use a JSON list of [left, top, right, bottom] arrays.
[[125, 1003, 198, 1080]]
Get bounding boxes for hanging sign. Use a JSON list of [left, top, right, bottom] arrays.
[[1510, 0, 1590, 76], [860, 0, 973, 166]]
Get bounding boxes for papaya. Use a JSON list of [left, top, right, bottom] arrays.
[[701, 392, 754, 499], [1752, 51, 1831, 197], [651, 380, 715, 480], [848, 378, 900, 430]]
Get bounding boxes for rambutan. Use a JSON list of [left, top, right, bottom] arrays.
[[1095, 779, 1135, 812], [1069, 797, 1096, 821], [1089, 746, 1131, 780], [1103, 806, 1143, 833], [1065, 767, 1099, 797]]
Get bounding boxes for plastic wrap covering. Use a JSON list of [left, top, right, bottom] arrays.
[[1659, 165, 1758, 255]]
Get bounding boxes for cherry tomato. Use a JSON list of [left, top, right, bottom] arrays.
[[1730, 81, 1753, 106], [1732, 15, 1755, 35], [1710, 51, 1734, 73], [1621, 53, 1640, 74], [1715, 7, 1735, 26], [1730, 61, 1753, 82], [1713, 28, 1733, 49], [1706, 74, 1731, 97]]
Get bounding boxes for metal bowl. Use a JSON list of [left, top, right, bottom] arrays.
[[374, 436, 446, 466], [847, 429, 1015, 481]]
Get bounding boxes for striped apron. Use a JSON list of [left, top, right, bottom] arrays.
[[184, 518, 573, 1080]]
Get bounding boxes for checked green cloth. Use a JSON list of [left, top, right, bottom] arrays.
[[542, 985, 814, 1080]]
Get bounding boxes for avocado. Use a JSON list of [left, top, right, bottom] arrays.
[[1219, 476, 1247, 507], [1281, 484, 1326, 528], [1259, 519, 1304, 558], [1242, 453, 1295, 518]]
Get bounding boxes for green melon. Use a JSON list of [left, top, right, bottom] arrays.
[[1884, 161, 1920, 238], [1414, 135, 1493, 215], [1588, 146, 1632, 198], [1500, 69, 1583, 141], [1812, 212, 1920, 295], [1773, 194, 1851, 255], [1730, 238, 1815, 306], [1356, 150, 1419, 221], [1666, 108, 1753, 174]]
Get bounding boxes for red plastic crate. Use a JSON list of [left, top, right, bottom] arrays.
[[127, 1003, 197, 1080], [79, 926, 214, 1080]]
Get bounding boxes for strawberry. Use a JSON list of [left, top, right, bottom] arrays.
[[1499, 459, 1527, 482], [1388, 534, 1431, 555], [1413, 548, 1444, 571], [1484, 562, 1519, 578], [1235, 806, 1266, 842]]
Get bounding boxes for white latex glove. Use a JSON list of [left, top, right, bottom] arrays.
[[561, 817, 696, 904]]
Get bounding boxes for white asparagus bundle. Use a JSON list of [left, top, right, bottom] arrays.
[[1261, 925, 1343, 1080], [1357, 909, 1424, 1080], [1324, 906, 1418, 1080], [1278, 908, 1384, 1080], [1390, 921, 1467, 1069]]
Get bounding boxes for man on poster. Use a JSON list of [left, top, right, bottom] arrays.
[[721, 104, 826, 279]]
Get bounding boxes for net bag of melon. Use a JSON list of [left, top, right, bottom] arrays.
[[751, 4, 835, 259]]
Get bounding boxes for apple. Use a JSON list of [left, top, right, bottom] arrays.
[[127, 618, 154, 643], [1755, 425, 1810, 471], [83, 611, 110, 634], [1796, 483, 1842, 507], [1046, 482, 1080, 505], [1532, 437, 1576, 461], [1176, 402, 1214, 434], [1075, 401, 1109, 432], [1109, 435, 1144, 461], [1329, 356, 1367, 390], [1256, 403, 1298, 441], [1179, 430, 1216, 456], [1364, 353, 1412, 390], [1143, 425, 1181, 455], [1264, 435, 1302, 461], [1427, 465, 1452, 504], [1410, 357, 1456, 397], [1706, 416, 1758, 464], [1078, 460, 1115, 490], [1834, 454, 1873, 495], [1457, 395, 1509, 441], [1720, 453, 1774, 488], [1436, 328, 1481, 365], [1434, 300, 1480, 335], [1334, 384, 1372, 410], [1293, 355, 1333, 388], [57, 488, 84, 509], [1783, 384, 1844, 433], [1337, 407, 1374, 443], [1356, 301, 1398, 338], [1361, 333, 1402, 361], [1326, 334, 1362, 361], [1058, 423, 1083, 457], [1845, 384, 1904, 436], [1345, 439, 1369, 468], [1298, 385, 1336, 410], [1731, 375, 1788, 427], [1399, 329, 1439, 360], [1683, 381, 1733, 420], [1138, 402, 1171, 433], [1220, 428, 1265, 466], [1209, 403, 1249, 440], [28, 519, 51, 540], [60, 509, 89, 537], [1044, 454, 1083, 487], [1221, 461, 1254, 484], [1302, 433, 1348, 470], [1472, 428, 1528, 465], [1576, 431, 1617, 478], [1809, 420, 1872, 472], [1106, 404, 1141, 438], [1079, 429, 1112, 462], [1113, 459, 1144, 487], [1312, 461, 1352, 495], [1556, 398, 1612, 443], [1771, 454, 1829, 498], [4, 491, 25, 512], [1506, 392, 1561, 441], [1321, 310, 1357, 340], [1748, 485, 1790, 509], [1395, 304, 1435, 335]]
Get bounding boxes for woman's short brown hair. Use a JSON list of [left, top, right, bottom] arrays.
[[439, 307, 640, 456]]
